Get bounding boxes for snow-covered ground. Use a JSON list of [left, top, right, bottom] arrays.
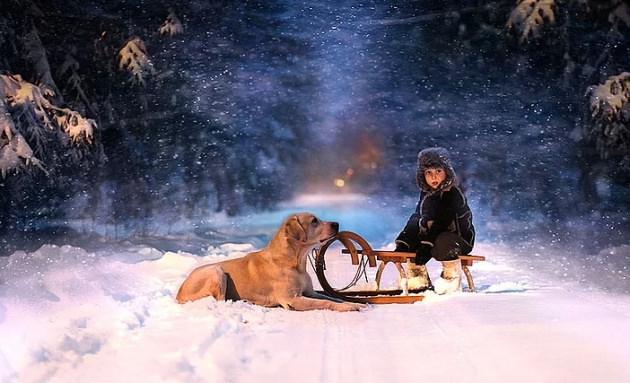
[[1, 194, 630, 382]]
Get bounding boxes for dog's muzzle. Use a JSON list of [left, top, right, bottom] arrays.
[[320, 222, 340, 243]]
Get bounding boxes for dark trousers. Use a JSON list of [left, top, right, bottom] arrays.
[[416, 232, 473, 265]]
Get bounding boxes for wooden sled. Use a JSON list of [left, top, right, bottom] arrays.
[[314, 231, 485, 304]]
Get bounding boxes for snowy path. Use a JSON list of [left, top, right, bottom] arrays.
[[2, 194, 630, 382]]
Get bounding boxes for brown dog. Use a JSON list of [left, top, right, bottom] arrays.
[[176, 213, 364, 312]]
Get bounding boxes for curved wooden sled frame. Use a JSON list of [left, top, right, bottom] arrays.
[[315, 231, 485, 304]]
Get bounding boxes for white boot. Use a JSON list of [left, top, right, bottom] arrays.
[[405, 260, 432, 290], [433, 259, 462, 295]]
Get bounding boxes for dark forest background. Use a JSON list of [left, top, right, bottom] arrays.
[[1, 0, 629, 251]]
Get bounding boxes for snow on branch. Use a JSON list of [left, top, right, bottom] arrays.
[[506, 0, 557, 43], [54, 109, 94, 143], [2, 73, 54, 129], [0, 74, 95, 177], [0, 96, 45, 177], [586, 72, 630, 166], [0, 126, 45, 178], [118, 36, 155, 85], [159, 10, 184, 37], [509, 0, 630, 43]]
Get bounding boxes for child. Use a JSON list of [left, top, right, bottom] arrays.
[[395, 147, 475, 294]]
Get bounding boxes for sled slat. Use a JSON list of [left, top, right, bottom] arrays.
[[341, 249, 485, 264], [333, 288, 429, 296], [360, 295, 424, 304]]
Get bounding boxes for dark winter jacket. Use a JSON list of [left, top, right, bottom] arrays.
[[396, 148, 475, 251]]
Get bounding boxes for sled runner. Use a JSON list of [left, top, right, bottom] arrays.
[[314, 231, 485, 304]]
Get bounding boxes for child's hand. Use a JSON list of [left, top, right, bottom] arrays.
[[415, 243, 432, 264]]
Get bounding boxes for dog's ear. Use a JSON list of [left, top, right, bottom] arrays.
[[285, 215, 307, 243]]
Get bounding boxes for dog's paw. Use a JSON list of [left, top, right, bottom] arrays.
[[340, 302, 367, 312], [344, 304, 362, 312]]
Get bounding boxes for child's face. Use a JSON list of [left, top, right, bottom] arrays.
[[424, 167, 446, 190]]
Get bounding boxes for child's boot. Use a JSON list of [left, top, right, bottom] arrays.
[[406, 260, 432, 290], [434, 259, 462, 294]]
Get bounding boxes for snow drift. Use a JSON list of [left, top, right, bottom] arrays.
[[2, 238, 630, 383]]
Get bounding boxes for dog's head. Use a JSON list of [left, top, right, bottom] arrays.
[[284, 212, 339, 246]]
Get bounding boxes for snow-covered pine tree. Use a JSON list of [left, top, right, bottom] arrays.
[[0, 73, 95, 177], [585, 72, 630, 169], [118, 36, 155, 85], [507, 0, 630, 43], [506, 0, 557, 43], [159, 9, 184, 37], [503, 0, 630, 200]]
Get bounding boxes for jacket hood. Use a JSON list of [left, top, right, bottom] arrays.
[[416, 147, 457, 193]]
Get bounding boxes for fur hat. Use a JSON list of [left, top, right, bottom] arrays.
[[416, 147, 457, 193]]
